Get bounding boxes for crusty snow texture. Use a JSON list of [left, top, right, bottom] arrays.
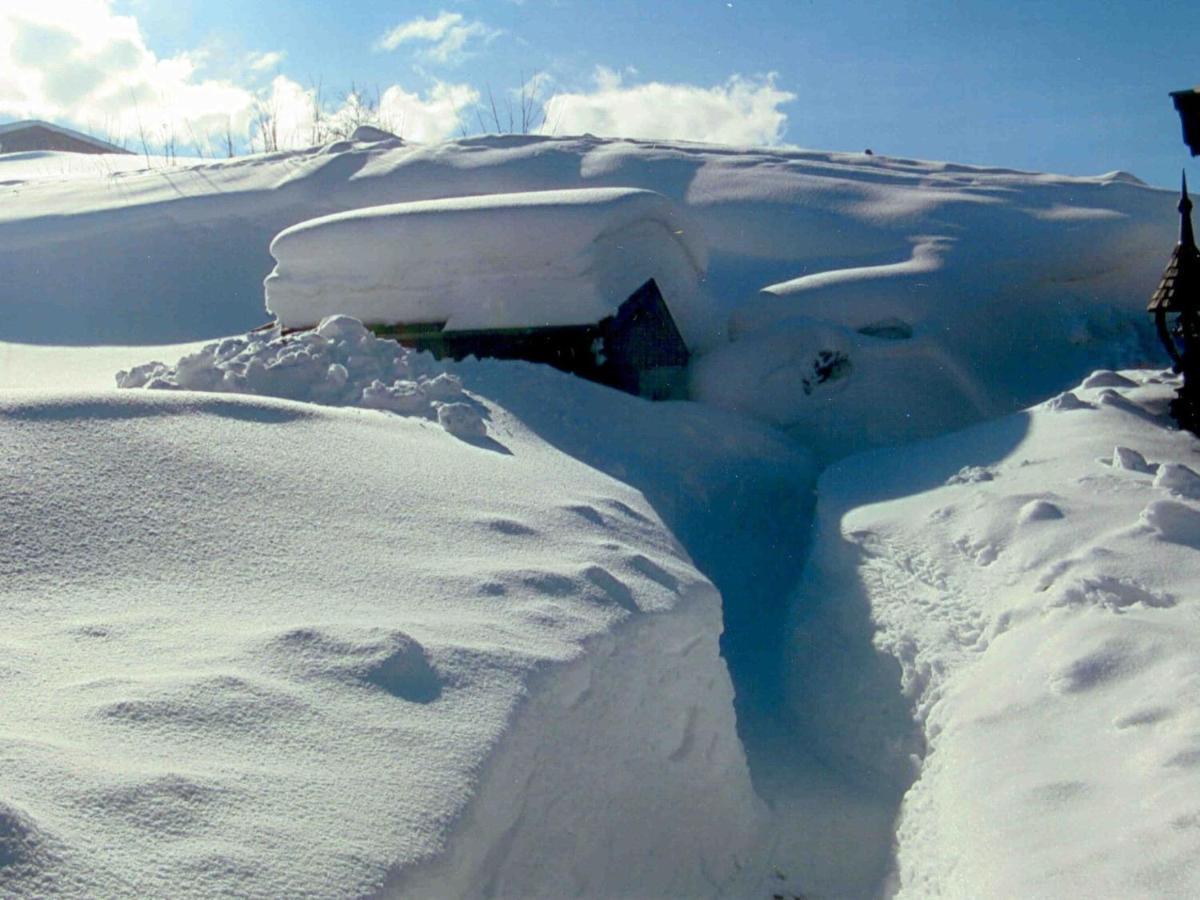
[[115, 315, 487, 440]]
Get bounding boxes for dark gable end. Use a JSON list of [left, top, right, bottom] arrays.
[[0, 123, 132, 155], [371, 279, 692, 400]]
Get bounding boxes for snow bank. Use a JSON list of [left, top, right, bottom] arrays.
[[0, 384, 764, 898], [114, 316, 488, 440], [264, 187, 711, 345], [796, 369, 1200, 896], [0, 137, 1171, 423]]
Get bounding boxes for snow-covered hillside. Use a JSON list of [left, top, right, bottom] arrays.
[[0, 132, 1172, 452], [0, 135, 1196, 898]]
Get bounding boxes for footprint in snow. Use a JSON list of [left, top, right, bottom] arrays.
[[583, 565, 639, 612], [484, 518, 538, 537], [1051, 575, 1175, 612], [0, 801, 51, 871], [267, 626, 442, 703], [1050, 638, 1151, 694], [1113, 706, 1174, 729], [627, 554, 680, 593], [564, 504, 606, 526]]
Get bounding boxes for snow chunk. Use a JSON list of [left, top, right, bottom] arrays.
[[265, 188, 711, 345], [1139, 499, 1200, 547], [1112, 446, 1154, 473], [349, 124, 400, 143], [436, 402, 487, 440], [1044, 391, 1093, 412], [1082, 370, 1138, 389], [946, 465, 996, 485], [1018, 499, 1064, 523], [1154, 463, 1200, 500], [117, 317, 486, 440]]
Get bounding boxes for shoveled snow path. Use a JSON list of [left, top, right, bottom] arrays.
[[795, 370, 1200, 897]]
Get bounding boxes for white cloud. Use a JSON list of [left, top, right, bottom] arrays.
[[0, 0, 258, 150], [377, 81, 478, 141], [247, 50, 285, 72], [0, 1, 475, 153], [541, 68, 795, 146], [255, 76, 477, 148], [376, 11, 500, 65]]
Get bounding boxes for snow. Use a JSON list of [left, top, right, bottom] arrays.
[[796, 369, 1200, 897], [1, 132, 1198, 898], [0, 379, 778, 898], [266, 188, 712, 344], [113, 316, 488, 441]]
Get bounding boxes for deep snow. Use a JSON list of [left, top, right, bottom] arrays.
[[265, 188, 712, 344], [1, 134, 1196, 899], [0, 381, 784, 898], [794, 369, 1200, 897]]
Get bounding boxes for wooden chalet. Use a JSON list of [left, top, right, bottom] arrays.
[[371, 279, 691, 400]]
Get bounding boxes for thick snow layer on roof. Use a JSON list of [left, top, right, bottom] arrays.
[[794, 369, 1200, 897], [0, 373, 794, 897], [264, 187, 710, 342]]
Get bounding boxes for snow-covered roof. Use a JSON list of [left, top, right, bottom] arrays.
[[264, 188, 710, 341], [0, 119, 130, 154]]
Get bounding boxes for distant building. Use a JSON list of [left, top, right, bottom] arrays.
[[0, 120, 132, 155]]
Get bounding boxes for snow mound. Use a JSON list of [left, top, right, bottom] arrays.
[[0, 384, 765, 897], [265, 187, 712, 345], [115, 316, 487, 440], [1154, 462, 1200, 499], [1112, 445, 1155, 473], [799, 370, 1200, 897]]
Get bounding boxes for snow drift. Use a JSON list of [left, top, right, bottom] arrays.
[[794, 369, 1200, 897], [0, 137, 1174, 458], [265, 187, 711, 345], [2, 134, 1196, 898], [0, 384, 769, 898]]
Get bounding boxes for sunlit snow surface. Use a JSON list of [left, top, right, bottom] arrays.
[[0, 137, 1197, 898], [794, 370, 1200, 897], [0, 371, 795, 898]]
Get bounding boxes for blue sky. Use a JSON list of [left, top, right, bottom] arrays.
[[1, 1, 1196, 187]]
